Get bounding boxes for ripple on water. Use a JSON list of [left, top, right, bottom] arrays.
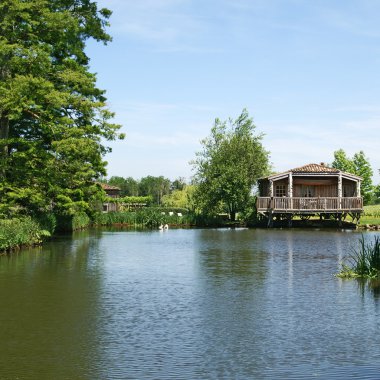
[[1, 228, 380, 379]]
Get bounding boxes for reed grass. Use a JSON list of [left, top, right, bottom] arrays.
[[93, 208, 192, 228], [337, 235, 380, 278]]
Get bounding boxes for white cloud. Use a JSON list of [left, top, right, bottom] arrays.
[[97, 0, 210, 52]]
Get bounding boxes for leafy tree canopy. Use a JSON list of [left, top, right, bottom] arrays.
[[332, 149, 373, 204], [139, 176, 171, 205], [108, 176, 140, 197], [192, 109, 270, 221], [0, 0, 124, 217], [162, 184, 196, 211]]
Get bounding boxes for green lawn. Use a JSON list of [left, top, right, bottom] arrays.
[[360, 205, 380, 225]]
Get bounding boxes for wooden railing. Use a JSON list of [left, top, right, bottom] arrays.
[[256, 197, 363, 212]]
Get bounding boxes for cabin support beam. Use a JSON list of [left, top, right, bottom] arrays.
[[288, 173, 293, 210], [357, 180, 361, 197], [288, 173, 293, 197], [338, 173, 342, 209], [269, 180, 274, 197]]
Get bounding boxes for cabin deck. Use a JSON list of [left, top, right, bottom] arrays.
[[257, 196, 363, 214]]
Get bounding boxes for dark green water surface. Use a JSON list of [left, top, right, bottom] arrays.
[[1, 228, 380, 379]]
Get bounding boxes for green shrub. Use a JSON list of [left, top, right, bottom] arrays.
[[0, 217, 50, 252]]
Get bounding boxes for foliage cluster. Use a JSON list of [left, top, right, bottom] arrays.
[[192, 109, 270, 221], [337, 236, 380, 279], [161, 185, 196, 211], [0, 0, 123, 222], [373, 179, 380, 205], [104, 176, 186, 205], [332, 149, 373, 204], [0, 217, 50, 252]]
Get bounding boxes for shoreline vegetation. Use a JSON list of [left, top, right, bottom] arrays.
[[0, 217, 51, 254], [337, 235, 380, 279], [2, 204, 380, 254]]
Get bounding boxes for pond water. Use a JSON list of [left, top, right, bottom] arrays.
[[1, 228, 380, 379]]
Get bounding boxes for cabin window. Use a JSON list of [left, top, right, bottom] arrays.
[[275, 184, 286, 197]]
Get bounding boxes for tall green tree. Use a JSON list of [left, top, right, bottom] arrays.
[[373, 184, 380, 204], [139, 176, 171, 205], [0, 0, 123, 217], [108, 176, 139, 196], [192, 109, 270, 221], [331, 149, 356, 173], [353, 151, 373, 204], [170, 177, 186, 192], [162, 184, 196, 211], [332, 149, 373, 204]]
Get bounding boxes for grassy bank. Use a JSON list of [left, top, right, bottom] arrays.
[[360, 205, 380, 225], [0, 217, 51, 253]]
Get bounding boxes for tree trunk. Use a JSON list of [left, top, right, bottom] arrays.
[[230, 210, 236, 222]]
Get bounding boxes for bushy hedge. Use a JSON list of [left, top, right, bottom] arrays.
[[0, 217, 51, 252]]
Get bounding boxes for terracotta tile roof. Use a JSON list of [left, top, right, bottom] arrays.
[[290, 163, 339, 174], [259, 162, 362, 181], [99, 183, 121, 191]]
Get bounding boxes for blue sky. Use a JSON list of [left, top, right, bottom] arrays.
[[86, 0, 380, 183]]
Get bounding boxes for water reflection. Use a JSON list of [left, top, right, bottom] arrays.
[[287, 232, 294, 290], [194, 229, 268, 378], [0, 230, 104, 380], [197, 228, 267, 279], [1, 229, 380, 379], [356, 278, 380, 302]]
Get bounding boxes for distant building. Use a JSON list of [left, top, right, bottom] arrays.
[[99, 183, 121, 212]]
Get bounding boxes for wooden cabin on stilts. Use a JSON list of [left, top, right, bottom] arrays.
[[256, 163, 363, 227]]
